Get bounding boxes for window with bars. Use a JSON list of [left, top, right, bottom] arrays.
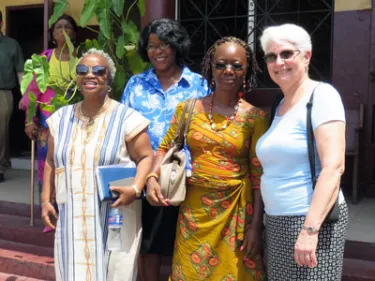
[[177, 0, 334, 88]]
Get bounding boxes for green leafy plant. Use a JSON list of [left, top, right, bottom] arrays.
[[22, 0, 150, 123], [51, 0, 149, 99], [21, 30, 80, 123]]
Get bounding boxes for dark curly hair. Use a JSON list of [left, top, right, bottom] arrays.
[[138, 18, 191, 66], [201, 37, 259, 95], [49, 14, 78, 45]]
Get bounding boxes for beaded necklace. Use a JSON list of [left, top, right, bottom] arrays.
[[208, 92, 243, 131]]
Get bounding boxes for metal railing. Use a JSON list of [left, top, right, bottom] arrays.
[[177, 0, 334, 88]]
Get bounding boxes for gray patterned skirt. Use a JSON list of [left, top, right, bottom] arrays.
[[265, 203, 348, 281]]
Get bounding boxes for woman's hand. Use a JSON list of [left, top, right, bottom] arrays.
[[110, 186, 137, 207], [41, 202, 58, 230], [146, 177, 169, 207], [241, 224, 262, 258], [25, 122, 38, 140], [294, 229, 319, 268]]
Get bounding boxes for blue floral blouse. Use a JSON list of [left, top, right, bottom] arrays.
[[121, 66, 209, 150]]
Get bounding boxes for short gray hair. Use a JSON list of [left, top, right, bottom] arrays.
[[260, 24, 312, 55], [78, 48, 116, 81]]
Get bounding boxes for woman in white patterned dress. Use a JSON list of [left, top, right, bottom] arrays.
[[40, 48, 153, 281]]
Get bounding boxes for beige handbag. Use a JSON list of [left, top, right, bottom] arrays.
[[159, 99, 196, 206]]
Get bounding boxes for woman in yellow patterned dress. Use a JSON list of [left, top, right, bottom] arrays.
[[146, 37, 268, 281]]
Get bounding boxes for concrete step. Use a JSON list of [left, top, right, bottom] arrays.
[[344, 240, 375, 261], [0, 272, 50, 281], [342, 240, 375, 281], [10, 157, 37, 171], [0, 200, 40, 219], [342, 258, 375, 281], [0, 201, 373, 281], [160, 264, 171, 281], [0, 213, 53, 248], [0, 239, 54, 281]]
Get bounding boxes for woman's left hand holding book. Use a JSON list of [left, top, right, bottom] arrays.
[[110, 185, 138, 207]]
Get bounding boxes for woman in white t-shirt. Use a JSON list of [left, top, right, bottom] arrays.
[[256, 24, 348, 281]]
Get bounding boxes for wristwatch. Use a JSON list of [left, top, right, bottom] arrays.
[[132, 184, 141, 198], [302, 225, 319, 234]]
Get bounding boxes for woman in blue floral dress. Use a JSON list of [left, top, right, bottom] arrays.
[[121, 18, 209, 281]]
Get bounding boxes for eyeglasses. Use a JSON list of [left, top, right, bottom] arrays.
[[146, 43, 170, 52], [54, 25, 73, 31], [76, 65, 107, 77], [213, 63, 244, 72], [263, 50, 300, 63]]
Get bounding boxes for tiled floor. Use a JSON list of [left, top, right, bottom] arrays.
[[1, 168, 375, 243]]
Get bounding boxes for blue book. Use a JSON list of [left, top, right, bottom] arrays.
[[96, 163, 136, 201]]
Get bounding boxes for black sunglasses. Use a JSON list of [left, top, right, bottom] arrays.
[[263, 50, 300, 63], [213, 63, 244, 71], [76, 65, 107, 77]]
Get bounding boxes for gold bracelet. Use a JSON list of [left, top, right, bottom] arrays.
[[132, 184, 141, 198], [146, 172, 159, 182]]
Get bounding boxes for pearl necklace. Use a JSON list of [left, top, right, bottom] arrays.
[[208, 92, 242, 131]]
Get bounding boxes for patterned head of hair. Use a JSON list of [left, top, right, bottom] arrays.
[[201, 36, 259, 95]]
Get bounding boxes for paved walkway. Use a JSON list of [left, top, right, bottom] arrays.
[[1, 168, 375, 243]]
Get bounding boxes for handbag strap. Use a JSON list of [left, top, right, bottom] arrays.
[[173, 100, 191, 145], [145, 99, 196, 251], [183, 99, 196, 143], [307, 83, 322, 189]]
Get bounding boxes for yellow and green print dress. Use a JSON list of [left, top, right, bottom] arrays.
[[156, 100, 269, 281]]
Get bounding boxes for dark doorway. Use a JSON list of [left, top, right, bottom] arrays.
[[6, 5, 44, 157]]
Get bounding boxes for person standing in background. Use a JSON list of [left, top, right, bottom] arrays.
[[0, 10, 24, 182], [19, 14, 78, 233]]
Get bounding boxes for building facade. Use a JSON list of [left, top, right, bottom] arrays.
[[144, 0, 375, 196], [3, 0, 375, 196]]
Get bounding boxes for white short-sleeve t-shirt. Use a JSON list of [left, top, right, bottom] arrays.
[[256, 83, 346, 216]]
